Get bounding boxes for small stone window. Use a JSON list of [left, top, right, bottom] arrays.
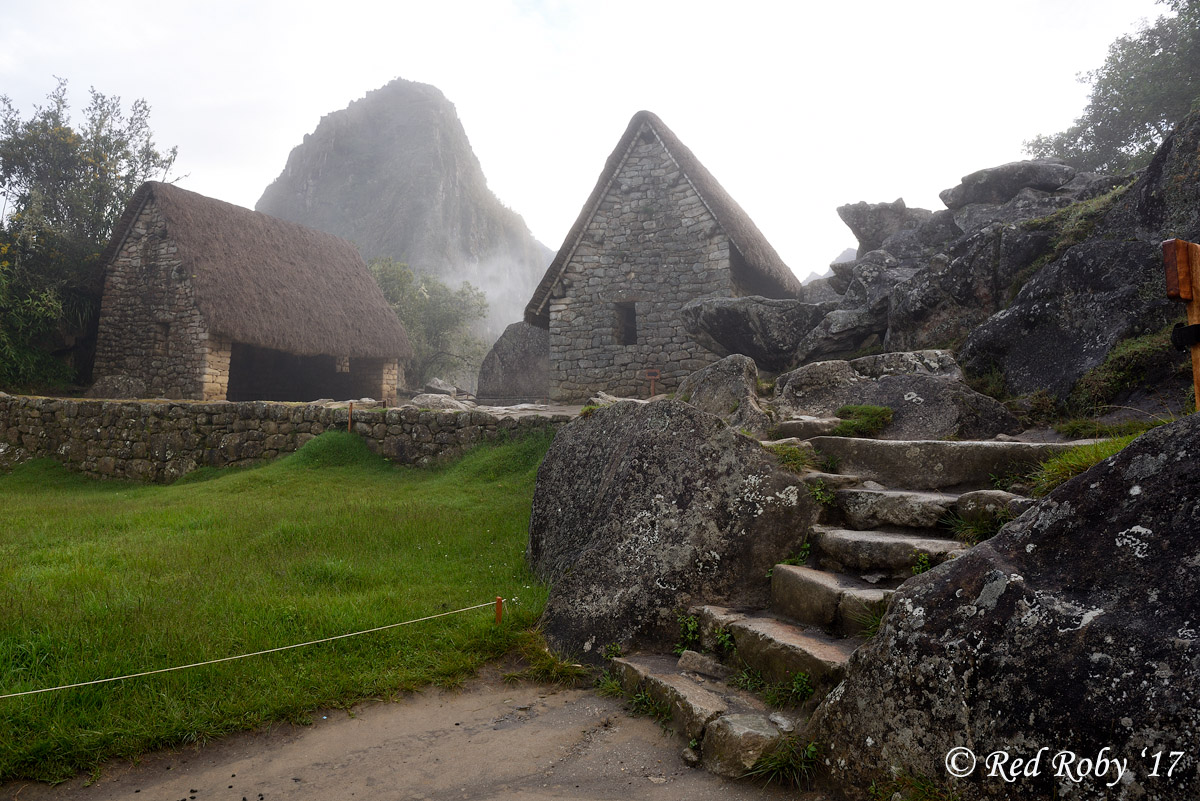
[[615, 302, 638, 346]]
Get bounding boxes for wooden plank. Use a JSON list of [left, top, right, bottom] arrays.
[[1165, 238, 1192, 301]]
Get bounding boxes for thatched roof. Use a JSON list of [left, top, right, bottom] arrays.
[[525, 110, 801, 328], [102, 182, 411, 360]]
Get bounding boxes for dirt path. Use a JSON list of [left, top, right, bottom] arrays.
[[3, 668, 821, 801]]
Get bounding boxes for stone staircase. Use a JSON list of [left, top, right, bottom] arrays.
[[608, 433, 1074, 778]]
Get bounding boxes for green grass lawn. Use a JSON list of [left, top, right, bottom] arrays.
[[0, 431, 553, 782]]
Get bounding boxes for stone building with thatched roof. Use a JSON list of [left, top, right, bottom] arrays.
[[92, 182, 411, 403], [524, 110, 801, 402]]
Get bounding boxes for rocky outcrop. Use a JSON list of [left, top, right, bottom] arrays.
[[527, 400, 819, 660], [808, 415, 1200, 800], [772, 352, 1019, 440], [675, 354, 774, 435], [959, 107, 1200, 399], [476, 321, 548, 405], [679, 296, 833, 373], [939, 160, 1077, 209], [256, 78, 552, 334], [684, 110, 1200, 407]]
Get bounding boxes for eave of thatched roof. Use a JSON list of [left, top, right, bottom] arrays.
[[101, 182, 411, 360], [524, 110, 801, 328]]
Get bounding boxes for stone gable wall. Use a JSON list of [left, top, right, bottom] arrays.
[[93, 198, 211, 399], [548, 124, 734, 401], [0, 394, 566, 483]]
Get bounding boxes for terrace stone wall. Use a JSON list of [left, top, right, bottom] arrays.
[[0, 393, 567, 483]]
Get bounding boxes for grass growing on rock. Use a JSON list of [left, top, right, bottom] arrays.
[[0, 431, 553, 782], [1028, 434, 1139, 497], [831, 405, 893, 437], [1067, 323, 1188, 414]]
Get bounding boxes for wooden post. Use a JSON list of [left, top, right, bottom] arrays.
[[644, 368, 661, 398], [348, 401, 354, 433], [495, 596, 503, 625], [1164, 239, 1200, 407]]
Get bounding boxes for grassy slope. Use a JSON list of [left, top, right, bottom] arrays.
[[0, 431, 552, 782]]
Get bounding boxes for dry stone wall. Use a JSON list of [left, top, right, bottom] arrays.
[[0, 393, 566, 483], [548, 124, 733, 401]]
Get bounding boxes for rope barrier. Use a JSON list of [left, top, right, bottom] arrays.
[[0, 599, 503, 701]]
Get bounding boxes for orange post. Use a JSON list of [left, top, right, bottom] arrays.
[[495, 596, 504, 625], [1165, 239, 1200, 408], [348, 401, 354, 433]]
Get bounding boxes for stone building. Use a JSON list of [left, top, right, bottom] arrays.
[[92, 182, 411, 403], [524, 110, 801, 402]]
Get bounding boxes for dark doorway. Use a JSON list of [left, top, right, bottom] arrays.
[[226, 343, 384, 402]]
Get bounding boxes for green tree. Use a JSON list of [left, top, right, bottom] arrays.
[[1024, 0, 1200, 173], [367, 257, 489, 387], [0, 78, 177, 388]]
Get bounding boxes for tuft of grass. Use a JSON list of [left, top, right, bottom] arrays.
[[1053, 417, 1160, 439], [761, 671, 814, 709], [578, 404, 602, 418], [730, 666, 767, 693], [851, 601, 888, 639], [965, 364, 1007, 402], [941, 509, 1015, 546], [1068, 323, 1187, 414], [0, 431, 553, 782], [1029, 434, 1138, 497], [743, 737, 820, 788], [911, 552, 933, 575], [756, 378, 776, 397], [629, 688, 672, 726], [594, 670, 624, 698], [764, 443, 815, 474], [831, 405, 893, 438], [1010, 181, 1134, 303], [503, 630, 588, 686]]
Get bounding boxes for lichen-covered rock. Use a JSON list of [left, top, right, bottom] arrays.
[[773, 353, 1019, 440], [676, 354, 774, 435], [476, 321, 549, 404], [808, 416, 1200, 800], [527, 400, 819, 660], [679, 296, 833, 373]]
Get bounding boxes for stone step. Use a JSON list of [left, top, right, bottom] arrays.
[[835, 487, 959, 530], [728, 612, 863, 685], [809, 525, 966, 577], [610, 652, 795, 779], [807, 436, 1079, 490], [770, 565, 893, 637], [691, 605, 861, 689]]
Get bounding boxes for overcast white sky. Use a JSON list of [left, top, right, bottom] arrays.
[[0, 0, 1170, 283]]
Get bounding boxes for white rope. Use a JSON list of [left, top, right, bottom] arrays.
[[0, 600, 500, 701]]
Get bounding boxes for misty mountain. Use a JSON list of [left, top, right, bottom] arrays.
[[256, 78, 552, 335]]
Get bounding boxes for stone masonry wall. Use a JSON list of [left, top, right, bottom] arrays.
[[548, 123, 733, 401], [93, 196, 211, 399], [0, 393, 567, 483]]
